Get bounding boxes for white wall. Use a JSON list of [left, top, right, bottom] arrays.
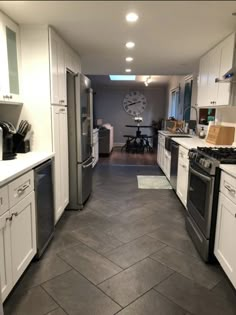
[[93, 85, 167, 144], [20, 25, 52, 152]]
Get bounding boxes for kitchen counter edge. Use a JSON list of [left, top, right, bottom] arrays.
[[0, 152, 55, 187]]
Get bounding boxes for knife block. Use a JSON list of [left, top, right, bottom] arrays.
[[17, 140, 30, 153], [206, 125, 235, 145]]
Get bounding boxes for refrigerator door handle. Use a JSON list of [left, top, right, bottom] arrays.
[[82, 158, 94, 168]]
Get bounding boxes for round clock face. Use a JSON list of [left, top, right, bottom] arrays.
[[123, 91, 147, 116]]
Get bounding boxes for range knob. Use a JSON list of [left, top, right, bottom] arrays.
[[204, 160, 212, 169], [199, 158, 205, 165]]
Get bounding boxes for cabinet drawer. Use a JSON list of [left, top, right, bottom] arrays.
[[8, 171, 34, 208], [0, 185, 9, 216], [220, 171, 236, 205], [179, 146, 189, 160]]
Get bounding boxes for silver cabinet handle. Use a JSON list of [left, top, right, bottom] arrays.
[[59, 108, 65, 112], [11, 212, 18, 218], [17, 184, 30, 195], [6, 216, 12, 222], [0, 197, 2, 206], [224, 184, 236, 195]]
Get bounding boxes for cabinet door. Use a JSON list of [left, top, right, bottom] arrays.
[[214, 192, 236, 288], [0, 211, 12, 302], [58, 42, 67, 105], [0, 12, 21, 103], [176, 157, 189, 207], [197, 54, 209, 107], [59, 108, 69, 210], [51, 106, 63, 223], [10, 191, 36, 285], [217, 34, 235, 106], [49, 28, 66, 106], [207, 47, 221, 106]]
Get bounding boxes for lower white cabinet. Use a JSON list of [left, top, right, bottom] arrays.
[[176, 146, 189, 208], [0, 180, 36, 302], [52, 106, 69, 223], [0, 211, 12, 301], [215, 174, 236, 288], [163, 149, 171, 180], [10, 192, 36, 285]]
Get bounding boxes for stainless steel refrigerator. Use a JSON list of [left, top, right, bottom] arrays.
[[67, 72, 93, 210]]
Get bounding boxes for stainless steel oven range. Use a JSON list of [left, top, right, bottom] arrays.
[[186, 147, 236, 262]]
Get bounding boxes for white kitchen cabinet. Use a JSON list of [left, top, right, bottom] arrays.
[[51, 106, 69, 223], [197, 54, 209, 108], [157, 133, 165, 171], [49, 27, 67, 106], [0, 171, 36, 302], [163, 149, 171, 180], [176, 146, 189, 208], [197, 33, 235, 108], [10, 191, 36, 285], [0, 12, 22, 104], [0, 211, 12, 301], [214, 191, 236, 288]]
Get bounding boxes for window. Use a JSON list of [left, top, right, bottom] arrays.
[[169, 88, 180, 118]]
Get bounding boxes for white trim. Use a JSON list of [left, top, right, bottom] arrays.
[[114, 142, 125, 147]]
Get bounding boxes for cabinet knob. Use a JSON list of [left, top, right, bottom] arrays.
[[9, 95, 12, 99], [6, 216, 12, 222], [12, 212, 18, 218]]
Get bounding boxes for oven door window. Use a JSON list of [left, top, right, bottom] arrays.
[[188, 165, 212, 218]]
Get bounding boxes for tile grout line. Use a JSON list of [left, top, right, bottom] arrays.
[[40, 283, 70, 315], [51, 256, 124, 309]]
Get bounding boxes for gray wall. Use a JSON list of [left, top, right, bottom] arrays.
[[93, 85, 167, 144]]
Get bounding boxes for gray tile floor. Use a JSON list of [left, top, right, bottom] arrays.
[[4, 164, 236, 315]]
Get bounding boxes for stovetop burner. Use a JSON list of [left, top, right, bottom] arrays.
[[197, 147, 236, 164]]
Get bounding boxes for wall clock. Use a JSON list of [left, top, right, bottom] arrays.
[[123, 91, 147, 116]]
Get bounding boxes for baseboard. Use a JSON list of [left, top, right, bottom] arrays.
[[114, 142, 125, 147]]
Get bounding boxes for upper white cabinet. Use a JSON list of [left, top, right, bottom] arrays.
[[197, 33, 235, 107], [0, 12, 22, 104], [49, 28, 67, 106]]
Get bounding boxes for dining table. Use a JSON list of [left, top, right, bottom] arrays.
[[122, 124, 153, 153]]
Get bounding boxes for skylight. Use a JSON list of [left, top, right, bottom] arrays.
[[109, 75, 136, 81]]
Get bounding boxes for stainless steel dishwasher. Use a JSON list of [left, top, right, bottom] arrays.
[[34, 159, 54, 259]]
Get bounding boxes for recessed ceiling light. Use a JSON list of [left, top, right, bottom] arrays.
[[109, 75, 136, 81], [126, 57, 133, 62], [125, 69, 131, 73], [126, 41, 135, 49], [126, 12, 139, 22]]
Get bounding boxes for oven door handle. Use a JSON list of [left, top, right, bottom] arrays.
[[189, 165, 211, 182]]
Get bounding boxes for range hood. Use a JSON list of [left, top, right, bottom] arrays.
[[215, 72, 236, 83]]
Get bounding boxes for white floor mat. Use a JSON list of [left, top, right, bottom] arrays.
[[137, 175, 172, 189]]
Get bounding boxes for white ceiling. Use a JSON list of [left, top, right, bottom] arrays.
[[1, 1, 236, 75], [88, 75, 171, 87]]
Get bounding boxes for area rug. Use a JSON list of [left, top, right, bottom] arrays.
[[137, 175, 172, 189]]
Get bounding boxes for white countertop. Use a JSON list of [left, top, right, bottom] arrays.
[[220, 165, 236, 178], [171, 137, 210, 150], [0, 152, 54, 187]]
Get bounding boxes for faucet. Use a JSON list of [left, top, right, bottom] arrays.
[[183, 105, 198, 135]]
